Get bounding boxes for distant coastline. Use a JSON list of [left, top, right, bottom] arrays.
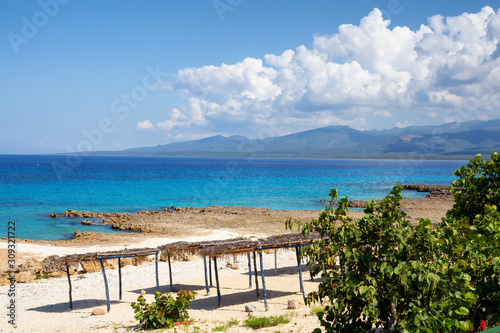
[[44, 118, 499, 160]]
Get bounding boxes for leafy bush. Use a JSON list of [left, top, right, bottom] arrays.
[[130, 290, 196, 330], [243, 315, 290, 329], [287, 152, 500, 332], [448, 152, 499, 223]]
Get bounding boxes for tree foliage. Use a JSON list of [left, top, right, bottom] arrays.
[[287, 152, 500, 332], [130, 290, 196, 330]]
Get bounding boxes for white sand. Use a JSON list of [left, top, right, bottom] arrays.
[[0, 232, 322, 332]]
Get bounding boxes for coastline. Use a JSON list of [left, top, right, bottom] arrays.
[[0, 186, 454, 332]]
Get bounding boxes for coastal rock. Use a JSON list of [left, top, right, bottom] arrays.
[[0, 275, 12, 286], [40, 255, 60, 274], [16, 271, 35, 283], [82, 220, 93, 225], [119, 258, 134, 267], [402, 184, 452, 198], [91, 307, 106, 316], [81, 260, 101, 273], [18, 258, 42, 275], [48, 212, 57, 218]]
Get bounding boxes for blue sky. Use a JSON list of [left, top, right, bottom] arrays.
[[1, 0, 499, 154]]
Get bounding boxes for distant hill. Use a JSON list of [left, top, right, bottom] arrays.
[[87, 119, 500, 159]]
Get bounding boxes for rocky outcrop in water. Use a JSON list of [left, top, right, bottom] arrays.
[[401, 184, 453, 198]]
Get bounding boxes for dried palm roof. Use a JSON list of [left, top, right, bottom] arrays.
[[56, 232, 320, 266]]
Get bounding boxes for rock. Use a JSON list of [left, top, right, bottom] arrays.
[[245, 305, 257, 312], [287, 300, 299, 309], [91, 308, 106, 316], [226, 262, 240, 270], [82, 220, 93, 225], [0, 275, 12, 286], [81, 260, 101, 273], [103, 259, 117, 269], [133, 256, 147, 266], [18, 259, 42, 275], [74, 230, 82, 238], [119, 258, 134, 267], [40, 255, 60, 274], [16, 271, 35, 283], [62, 262, 79, 275], [48, 213, 57, 218]]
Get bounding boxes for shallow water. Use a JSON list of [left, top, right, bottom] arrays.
[[0, 155, 465, 240]]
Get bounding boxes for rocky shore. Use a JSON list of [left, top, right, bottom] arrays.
[[1, 184, 455, 288]]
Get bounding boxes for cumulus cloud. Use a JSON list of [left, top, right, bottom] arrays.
[[136, 120, 154, 131], [154, 6, 500, 140]]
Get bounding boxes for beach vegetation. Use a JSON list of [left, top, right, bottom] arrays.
[[243, 315, 290, 329], [287, 152, 500, 332], [212, 318, 239, 331], [130, 289, 196, 330], [35, 273, 58, 280]]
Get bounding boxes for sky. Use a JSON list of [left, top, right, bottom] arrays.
[[1, 0, 500, 154]]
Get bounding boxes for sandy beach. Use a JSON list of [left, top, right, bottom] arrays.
[[1, 230, 322, 333], [0, 190, 453, 333]]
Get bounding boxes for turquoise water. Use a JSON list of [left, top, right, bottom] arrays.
[[0, 155, 466, 241]]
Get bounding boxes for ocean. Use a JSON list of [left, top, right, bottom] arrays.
[[0, 155, 466, 241]]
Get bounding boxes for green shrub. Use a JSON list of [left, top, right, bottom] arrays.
[[448, 152, 499, 223], [243, 315, 290, 329], [286, 153, 500, 332], [130, 289, 196, 330]]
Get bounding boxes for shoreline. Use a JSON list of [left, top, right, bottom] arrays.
[[1, 184, 454, 246], [0, 186, 455, 332]]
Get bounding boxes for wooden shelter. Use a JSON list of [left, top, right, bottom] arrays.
[[56, 233, 320, 312]]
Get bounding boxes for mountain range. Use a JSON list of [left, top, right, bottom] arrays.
[[89, 119, 500, 159]]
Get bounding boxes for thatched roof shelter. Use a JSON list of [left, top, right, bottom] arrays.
[[56, 232, 320, 312]]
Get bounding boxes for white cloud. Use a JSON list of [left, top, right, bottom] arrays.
[[136, 120, 154, 131], [396, 120, 414, 128], [154, 6, 500, 141]]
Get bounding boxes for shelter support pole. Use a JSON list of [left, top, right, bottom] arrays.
[[274, 249, 278, 275], [247, 253, 252, 288], [213, 256, 222, 307], [118, 258, 122, 300], [99, 258, 111, 312], [259, 249, 269, 311], [203, 256, 210, 294], [296, 245, 306, 304], [168, 252, 173, 292], [253, 251, 259, 296], [155, 252, 159, 291], [209, 256, 213, 287], [65, 262, 73, 309]]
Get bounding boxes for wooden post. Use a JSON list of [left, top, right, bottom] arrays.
[[203, 256, 210, 294], [99, 258, 111, 312], [213, 256, 222, 307], [274, 249, 278, 275], [65, 262, 73, 309], [209, 256, 213, 287], [296, 246, 306, 303], [155, 252, 159, 291], [118, 258, 122, 300], [259, 249, 269, 311], [253, 251, 259, 296], [168, 252, 173, 292], [247, 252, 252, 288]]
